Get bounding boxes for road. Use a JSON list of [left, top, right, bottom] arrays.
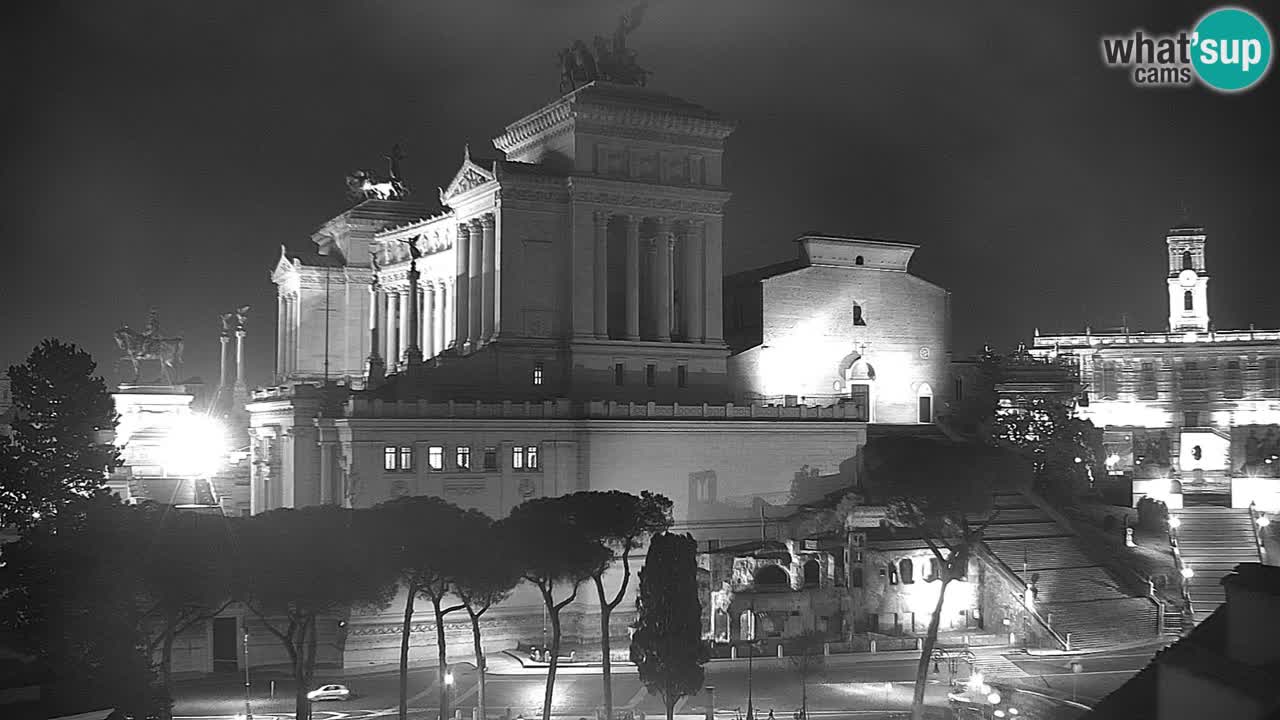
[[172, 644, 1166, 720]]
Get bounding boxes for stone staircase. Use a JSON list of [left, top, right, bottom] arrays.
[[977, 492, 1161, 651], [1172, 506, 1261, 623]]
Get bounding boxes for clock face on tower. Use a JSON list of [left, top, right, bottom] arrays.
[[1178, 269, 1198, 287]]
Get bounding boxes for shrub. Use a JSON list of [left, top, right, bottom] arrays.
[[1136, 497, 1169, 531]]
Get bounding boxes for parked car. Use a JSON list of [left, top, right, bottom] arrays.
[[307, 683, 352, 702]]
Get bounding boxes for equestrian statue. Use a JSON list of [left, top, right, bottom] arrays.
[[559, 1, 652, 94], [115, 309, 185, 385]]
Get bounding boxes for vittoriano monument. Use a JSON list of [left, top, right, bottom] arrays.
[[559, 1, 652, 93], [115, 308, 185, 385]]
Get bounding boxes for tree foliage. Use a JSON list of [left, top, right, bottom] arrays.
[[1, 340, 119, 530], [500, 496, 610, 720], [235, 506, 398, 720], [859, 434, 1030, 720], [562, 490, 673, 720], [0, 492, 164, 718], [630, 532, 708, 720]]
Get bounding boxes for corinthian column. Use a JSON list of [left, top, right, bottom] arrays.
[[655, 217, 673, 342], [404, 261, 422, 367], [481, 214, 497, 342], [593, 211, 609, 338], [366, 282, 384, 387], [624, 215, 640, 341], [455, 223, 471, 351], [423, 282, 436, 358], [275, 295, 286, 380], [469, 218, 484, 349], [682, 219, 705, 343]]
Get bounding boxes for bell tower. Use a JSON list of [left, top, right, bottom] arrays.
[[1166, 226, 1210, 333]]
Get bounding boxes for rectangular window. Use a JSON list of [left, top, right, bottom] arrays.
[[1101, 361, 1119, 399], [532, 362, 544, 386], [645, 364, 656, 387], [1225, 360, 1243, 399], [483, 447, 498, 471], [398, 446, 413, 472], [1184, 411, 1200, 428], [1182, 361, 1206, 390], [614, 362, 625, 386], [677, 365, 688, 388], [526, 445, 539, 470], [513, 446, 525, 470], [918, 396, 933, 423], [1267, 358, 1280, 390], [384, 446, 397, 471], [456, 446, 471, 471], [428, 446, 444, 471], [1139, 362, 1158, 400]]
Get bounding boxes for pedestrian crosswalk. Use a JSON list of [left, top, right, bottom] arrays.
[[968, 650, 1028, 680]]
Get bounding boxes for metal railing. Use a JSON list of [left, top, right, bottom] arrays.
[[972, 543, 1070, 650]]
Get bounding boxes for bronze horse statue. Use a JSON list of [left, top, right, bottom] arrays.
[[115, 324, 185, 385]]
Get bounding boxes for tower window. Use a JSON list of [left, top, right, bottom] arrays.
[[853, 303, 866, 326], [1184, 291, 1194, 311], [1182, 250, 1193, 271]]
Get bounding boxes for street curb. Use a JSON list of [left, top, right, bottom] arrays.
[[1006, 686, 1093, 711], [1021, 638, 1168, 657]]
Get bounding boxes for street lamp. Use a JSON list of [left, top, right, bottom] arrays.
[[1181, 565, 1195, 580], [243, 629, 253, 720], [1168, 516, 1182, 530], [1258, 515, 1271, 528], [705, 685, 716, 720]]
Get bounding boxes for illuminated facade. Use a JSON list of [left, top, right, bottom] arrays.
[[1032, 226, 1280, 510], [247, 82, 977, 668]]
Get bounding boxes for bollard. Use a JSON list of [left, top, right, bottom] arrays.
[[823, 643, 830, 657], [915, 638, 922, 651], [870, 640, 877, 653], [731, 646, 737, 660], [474, 710, 480, 720], [456, 710, 463, 720], [777, 644, 784, 658]]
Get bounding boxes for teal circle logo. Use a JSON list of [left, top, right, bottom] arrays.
[[1192, 7, 1272, 92]]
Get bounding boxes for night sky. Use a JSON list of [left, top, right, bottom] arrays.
[[5, 1, 1278, 389]]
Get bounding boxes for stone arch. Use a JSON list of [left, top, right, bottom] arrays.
[[802, 559, 820, 588], [1182, 250, 1193, 271], [899, 558, 915, 584], [754, 564, 790, 590], [916, 382, 934, 424], [1184, 290, 1194, 311]]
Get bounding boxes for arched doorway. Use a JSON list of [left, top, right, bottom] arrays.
[[803, 559, 820, 588], [754, 564, 790, 590]]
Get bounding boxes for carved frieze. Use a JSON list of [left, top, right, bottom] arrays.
[[444, 480, 487, 497], [570, 190, 725, 215]]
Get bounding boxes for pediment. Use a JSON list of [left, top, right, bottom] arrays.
[[440, 149, 496, 202], [270, 245, 298, 284]]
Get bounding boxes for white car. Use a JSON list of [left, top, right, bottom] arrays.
[[307, 683, 352, 702]]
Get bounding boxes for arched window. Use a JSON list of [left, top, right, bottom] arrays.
[[853, 303, 866, 326], [1182, 251, 1193, 271], [803, 559, 820, 588], [855, 255, 865, 266], [1184, 291, 1194, 311], [899, 558, 915, 584], [927, 557, 941, 582], [754, 565, 789, 590]]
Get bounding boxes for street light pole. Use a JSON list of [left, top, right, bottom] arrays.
[[243, 629, 253, 720]]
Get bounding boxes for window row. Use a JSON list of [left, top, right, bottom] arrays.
[[383, 444, 540, 473], [613, 362, 689, 388], [1095, 357, 1280, 400]]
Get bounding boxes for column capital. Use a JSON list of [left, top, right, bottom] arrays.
[[479, 212, 496, 229], [457, 222, 472, 237], [654, 216, 674, 232], [621, 213, 641, 229], [593, 210, 611, 228]]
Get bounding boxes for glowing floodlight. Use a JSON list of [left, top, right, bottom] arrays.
[[1258, 515, 1271, 528], [987, 692, 1001, 705], [158, 414, 228, 478], [1181, 565, 1195, 580], [1105, 453, 1120, 468], [1169, 517, 1182, 530]]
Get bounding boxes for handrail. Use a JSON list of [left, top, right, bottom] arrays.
[[1248, 501, 1267, 559], [1168, 520, 1195, 621], [972, 542, 1069, 650]]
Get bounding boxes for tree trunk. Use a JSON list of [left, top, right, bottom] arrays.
[[665, 691, 676, 720], [912, 577, 952, 720], [161, 625, 176, 720], [401, 585, 417, 720], [433, 598, 452, 720], [469, 610, 487, 720], [541, 588, 562, 720], [294, 638, 310, 720], [595, 576, 614, 720]]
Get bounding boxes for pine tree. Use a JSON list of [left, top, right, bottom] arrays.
[[1, 340, 118, 530]]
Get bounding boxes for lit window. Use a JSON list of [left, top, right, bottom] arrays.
[[456, 446, 471, 471], [398, 446, 413, 471], [428, 446, 444, 471], [646, 364, 656, 387], [384, 446, 397, 471], [532, 362, 544, 386], [513, 446, 525, 470], [526, 445, 539, 470], [483, 447, 497, 471], [677, 365, 688, 388], [614, 362, 625, 386]]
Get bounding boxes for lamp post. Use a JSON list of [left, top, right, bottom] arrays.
[[1069, 660, 1084, 703], [243, 629, 253, 720], [705, 686, 716, 720], [445, 667, 455, 720]]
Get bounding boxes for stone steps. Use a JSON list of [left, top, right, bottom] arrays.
[[1170, 507, 1261, 624]]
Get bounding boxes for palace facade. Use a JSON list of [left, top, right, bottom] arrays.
[[1031, 226, 1280, 511]]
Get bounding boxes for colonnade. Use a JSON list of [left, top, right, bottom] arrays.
[[372, 277, 455, 371]]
